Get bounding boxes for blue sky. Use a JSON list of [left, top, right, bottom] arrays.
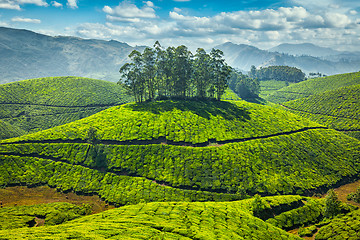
[[0, 0, 359, 51]]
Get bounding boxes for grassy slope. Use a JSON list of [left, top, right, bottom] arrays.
[[0, 120, 26, 140], [0, 76, 133, 134], [1, 100, 359, 204], [266, 71, 360, 103], [2, 100, 321, 144], [259, 80, 293, 98], [0, 195, 305, 240], [282, 84, 360, 139]]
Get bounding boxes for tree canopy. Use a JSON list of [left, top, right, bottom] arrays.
[[250, 65, 305, 83], [119, 42, 231, 102], [228, 70, 260, 99]]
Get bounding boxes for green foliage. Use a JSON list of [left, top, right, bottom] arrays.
[[228, 71, 260, 99], [252, 194, 269, 218], [0, 202, 91, 230], [266, 71, 360, 103], [266, 199, 325, 229], [0, 120, 26, 140], [1, 128, 359, 197], [0, 154, 244, 205], [282, 84, 360, 139], [119, 43, 231, 101], [259, 80, 293, 98], [251, 66, 305, 83], [2, 100, 320, 144], [298, 225, 317, 237], [0, 76, 133, 133], [347, 186, 360, 203], [86, 127, 98, 145], [324, 189, 341, 218], [315, 209, 360, 240], [220, 88, 242, 101], [0, 197, 303, 239]]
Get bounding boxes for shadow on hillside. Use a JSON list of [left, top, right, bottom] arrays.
[[242, 97, 267, 105], [126, 100, 251, 121]]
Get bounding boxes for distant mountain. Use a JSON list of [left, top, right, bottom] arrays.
[[0, 27, 145, 84], [269, 43, 340, 57], [215, 42, 360, 75]]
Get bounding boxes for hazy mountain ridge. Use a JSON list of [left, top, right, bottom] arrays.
[[215, 42, 360, 75], [1, 27, 359, 84], [0, 27, 145, 83]]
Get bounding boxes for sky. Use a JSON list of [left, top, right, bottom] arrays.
[[0, 0, 359, 51]]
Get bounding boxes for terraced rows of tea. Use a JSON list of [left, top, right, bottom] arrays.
[[282, 84, 360, 139], [0, 76, 133, 136], [0, 119, 26, 140], [1, 100, 359, 206], [266, 71, 360, 103], [0, 194, 356, 239]]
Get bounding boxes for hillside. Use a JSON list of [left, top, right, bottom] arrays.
[[282, 84, 360, 139], [266, 71, 360, 103], [0, 76, 133, 135], [269, 43, 340, 57], [0, 196, 310, 239], [0, 27, 145, 83], [0, 194, 356, 239], [0, 120, 26, 140], [1, 100, 359, 206]]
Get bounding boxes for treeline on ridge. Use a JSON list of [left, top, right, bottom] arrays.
[[119, 41, 231, 102], [249, 65, 306, 83]]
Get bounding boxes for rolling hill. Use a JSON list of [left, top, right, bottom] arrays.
[[0, 27, 145, 83], [282, 84, 360, 139], [0, 76, 133, 135], [0, 194, 356, 239], [1, 100, 359, 206], [266, 71, 360, 103], [0, 195, 315, 239]]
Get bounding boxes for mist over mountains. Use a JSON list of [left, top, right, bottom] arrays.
[[215, 42, 360, 75], [0, 27, 359, 84], [0, 27, 144, 84]]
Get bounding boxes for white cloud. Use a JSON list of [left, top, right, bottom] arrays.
[[51, 1, 62, 8], [0, 2, 21, 10], [18, 0, 48, 6], [11, 16, 41, 23], [103, 1, 157, 19], [350, 10, 357, 15], [0, 0, 48, 10], [75, 4, 360, 52], [144, 1, 154, 8], [325, 12, 352, 28], [67, 0, 77, 9]]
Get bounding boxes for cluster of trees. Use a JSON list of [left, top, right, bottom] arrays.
[[228, 71, 260, 99], [249, 65, 305, 83], [119, 42, 231, 102]]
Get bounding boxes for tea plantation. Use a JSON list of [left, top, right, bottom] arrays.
[[0, 120, 26, 140], [266, 71, 360, 103], [282, 84, 360, 139], [0, 76, 133, 135], [0, 195, 308, 239], [1, 100, 359, 204]]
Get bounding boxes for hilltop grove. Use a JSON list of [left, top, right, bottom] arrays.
[[119, 42, 232, 102]]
